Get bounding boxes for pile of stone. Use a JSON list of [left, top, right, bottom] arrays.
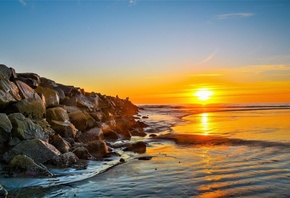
[[0, 64, 147, 185]]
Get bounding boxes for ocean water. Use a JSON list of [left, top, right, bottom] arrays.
[[5, 103, 290, 197]]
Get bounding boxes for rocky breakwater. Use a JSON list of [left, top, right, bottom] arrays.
[[0, 64, 147, 197]]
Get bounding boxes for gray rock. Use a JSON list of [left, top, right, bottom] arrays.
[[0, 64, 12, 80], [50, 134, 71, 153], [53, 152, 79, 167], [3, 139, 60, 163], [13, 96, 46, 119], [14, 80, 37, 99], [73, 146, 94, 160], [86, 140, 108, 159], [8, 113, 48, 141], [16, 73, 41, 89], [67, 108, 96, 131]]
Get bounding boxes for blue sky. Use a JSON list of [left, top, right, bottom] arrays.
[[1, 1, 290, 103]]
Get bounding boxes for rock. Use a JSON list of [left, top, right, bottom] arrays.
[[56, 83, 75, 96], [0, 184, 8, 198], [50, 120, 77, 139], [123, 141, 146, 153], [149, 134, 157, 138], [50, 134, 71, 153], [16, 73, 41, 89], [115, 129, 131, 140], [8, 113, 48, 141], [0, 64, 12, 80], [8, 155, 52, 177], [53, 152, 79, 167], [86, 140, 108, 159], [137, 156, 153, 160], [32, 119, 55, 137], [46, 107, 69, 122], [88, 111, 104, 122], [13, 96, 46, 119], [8, 137, 21, 146], [67, 108, 97, 131], [130, 128, 146, 137], [35, 86, 60, 107], [0, 113, 12, 144], [14, 80, 37, 99], [76, 127, 104, 144], [3, 139, 60, 163], [40, 77, 58, 88], [0, 74, 21, 108], [73, 146, 94, 160], [103, 130, 119, 141]]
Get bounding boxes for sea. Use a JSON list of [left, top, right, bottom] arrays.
[[3, 103, 290, 197]]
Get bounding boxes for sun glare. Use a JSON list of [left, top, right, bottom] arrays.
[[194, 88, 213, 101]]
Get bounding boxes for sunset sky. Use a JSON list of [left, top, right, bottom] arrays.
[[1, 1, 290, 104]]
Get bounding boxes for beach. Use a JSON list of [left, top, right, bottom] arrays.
[[5, 104, 290, 197]]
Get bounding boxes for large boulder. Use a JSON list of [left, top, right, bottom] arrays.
[[13, 96, 46, 119], [46, 107, 69, 123], [3, 139, 60, 163], [14, 80, 36, 99], [0, 113, 12, 143], [53, 152, 79, 167], [76, 127, 104, 144], [7, 155, 52, 177], [50, 134, 71, 153], [8, 113, 48, 141], [72, 146, 94, 160], [66, 107, 96, 131], [35, 86, 59, 108], [50, 120, 77, 139], [0, 64, 12, 80], [16, 73, 41, 89], [123, 141, 146, 153], [0, 74, 21, 108], [86, 140, 108, 159]]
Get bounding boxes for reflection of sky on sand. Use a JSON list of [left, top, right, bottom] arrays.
[[173, 109, 290, 143]]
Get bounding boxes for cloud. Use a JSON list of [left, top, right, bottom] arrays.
[[199, 49, 218, 64], [216, 12, 254, 20], [19, 0, 27, 6], [236, 64, 290, 73]]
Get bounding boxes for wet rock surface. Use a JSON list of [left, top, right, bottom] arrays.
[[0, 64, 148, 186]]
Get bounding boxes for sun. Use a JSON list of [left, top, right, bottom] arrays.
[[194, 88, 213, 101]]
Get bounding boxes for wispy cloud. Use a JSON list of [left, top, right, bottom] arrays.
[[216, 12, 254, 20], [19, 0, 27, 6], [199, 49, 218, 64]]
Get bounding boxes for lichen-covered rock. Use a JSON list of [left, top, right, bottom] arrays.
[[0, 74, 21, 108], [123, 141, 146, 153], [0, 184, 8, 198], [50, 120, 77, 139], [86, 140, 108, 159], [53, 152, 79, 167], [8, 155, 52, 177], [13, 96, 46, 119], [76, 127, 104, 144], [3, 139, 60, 163], [35, 86, 59, 107], [0, 114, 12, 144], [46, 107, 69, 123], [8, 113, 48, 141], [50, 134, 71, 153]]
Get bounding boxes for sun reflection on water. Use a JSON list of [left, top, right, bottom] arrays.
[[200, 113, 210, 135]]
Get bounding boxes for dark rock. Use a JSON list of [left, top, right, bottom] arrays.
[[86, 140, 108, 159], [8, 137, 21, 146], [0, 184, 8, 198], [123, 141, 146, 153], [7, 155, 52, 177], [115, 129, 131, 140], [149, 134, 157, 137], [136, 120, 148, 127], [16, 73, 41, 89], [35, 86, 60, 108], [0, 74, 21, 108], [0, 113, 12, 146], [130, 128, 146, 137], [103, 130, 119, 141], [137, 156, 153, 160], [57, 84, 75, 96], [53, 152, 79, 167], [76, 127, 104, 144], [0, 64, 12, 80], [88, 111, 104, 122], [8, 113, 48, 141], [40, 77, 58, 88], [50, 120, 77, 139], [119, 158, 125, 163], [73, 146, 94, 160], [50, 134, 71, 153], [3, 139, 60, 163], [46, 107, 69, 123], [32, 119, 55, 137]]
